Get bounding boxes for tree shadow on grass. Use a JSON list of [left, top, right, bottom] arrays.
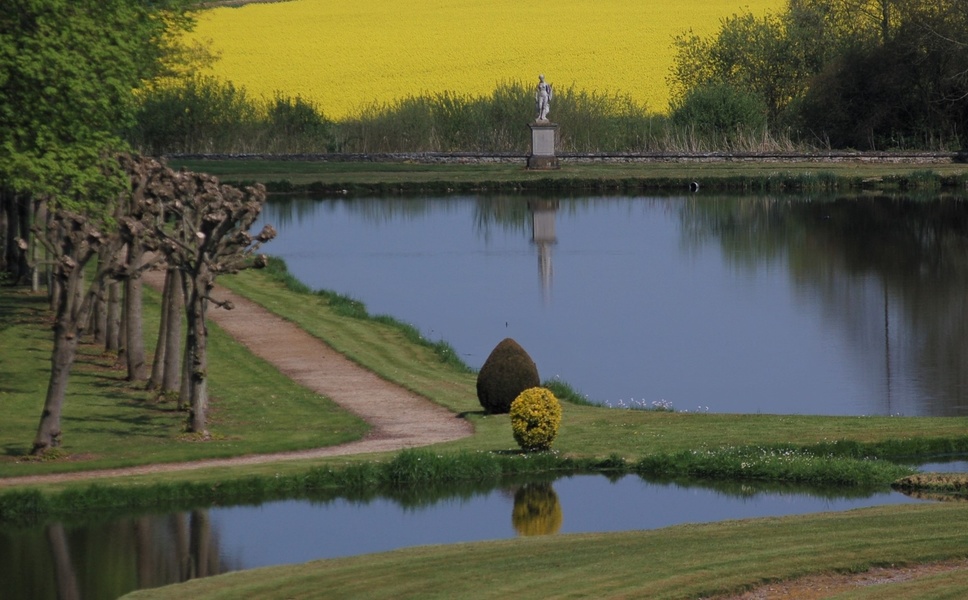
[[2, 444, 30, 459], [63, 399, 183, 437], [457, 410, 487, 418]]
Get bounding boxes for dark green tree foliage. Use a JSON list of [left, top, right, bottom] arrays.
[[476, 338, 540, 414], [0, 0, 190, 206], [669, 12, 808, 124], [671, 82, 768, 136], [128, 78, 339, 154], [669, 0, 968, 149], [797, 1, 968, 148], [130, 75, 258, 155], [268, 94, 333, 140]]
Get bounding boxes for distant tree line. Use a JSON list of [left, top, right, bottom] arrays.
[[669, 0, 968, 149]]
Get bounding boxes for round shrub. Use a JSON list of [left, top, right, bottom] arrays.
[[512, 483, 562, 535], [476, 338, 540, 414], [509, 386, 562, 452]]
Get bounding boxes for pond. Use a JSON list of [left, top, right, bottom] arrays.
[[2, 474, 927, 599], [257, 193, 968, 416]]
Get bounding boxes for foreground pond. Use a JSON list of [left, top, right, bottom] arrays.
[[2, 475, 926, 599], [257, 193, 968, 416]]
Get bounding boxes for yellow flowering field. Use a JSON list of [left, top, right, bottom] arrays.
[[188, 0, 784, 119]]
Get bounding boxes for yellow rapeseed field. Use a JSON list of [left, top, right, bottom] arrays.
[[188, 0, 784, 119]]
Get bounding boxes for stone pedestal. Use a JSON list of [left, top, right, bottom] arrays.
[[527, 122, 559, 169]]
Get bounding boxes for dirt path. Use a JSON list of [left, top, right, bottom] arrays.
[[0, 274, 472, 488]]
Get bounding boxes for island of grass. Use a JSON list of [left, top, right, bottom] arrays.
[[4, 160, 968, 599]]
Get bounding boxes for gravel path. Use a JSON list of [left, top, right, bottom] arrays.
[[0, 273, 472, 488]]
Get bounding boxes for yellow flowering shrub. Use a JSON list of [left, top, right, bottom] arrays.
[[185, 0, 784, 119], [510, 387, 562, 452]]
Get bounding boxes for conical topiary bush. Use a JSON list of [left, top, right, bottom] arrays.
[[476, 337, 540, 414]]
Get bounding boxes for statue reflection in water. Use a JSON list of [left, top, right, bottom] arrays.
[[530, 199, 558, 306]]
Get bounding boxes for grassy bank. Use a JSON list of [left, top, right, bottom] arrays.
[[166, 157, 968, 195], [221, 264, 968, 458], [0, 284, 368, 480], [125, 501, 968, 600]]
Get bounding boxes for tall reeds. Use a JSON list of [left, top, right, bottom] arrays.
[[128, 78, 808, 155]]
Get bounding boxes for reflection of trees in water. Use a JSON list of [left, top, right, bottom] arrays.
[[512, 483, 563, 536], [266, 195, 473, 228], [0, 509, 234, 600], [680, 193, 968, 415], [639, 473, 886, 501], [264, 193, 598, 239]]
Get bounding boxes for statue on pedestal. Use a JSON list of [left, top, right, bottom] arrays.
[[535, 74, 553, 122]]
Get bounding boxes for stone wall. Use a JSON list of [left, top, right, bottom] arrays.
[[167, 151, 966, 165]]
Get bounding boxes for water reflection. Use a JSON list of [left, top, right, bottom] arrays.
[[1, 475, 924, 599], [258, 193, 968, 415], [512, 483, 562, 535], [1, 510, 234, 600], [530, 199, 558, 304]]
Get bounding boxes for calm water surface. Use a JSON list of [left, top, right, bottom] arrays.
[[258, 193, 968, 416], [3, 475, 926, 599]]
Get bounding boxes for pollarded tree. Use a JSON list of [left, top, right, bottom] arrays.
[[30, 160, 172, 453], [122, 155, 275, 434], [31, 208, 122, 452]]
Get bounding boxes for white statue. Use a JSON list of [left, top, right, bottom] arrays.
[[535, 74, 553, 122]]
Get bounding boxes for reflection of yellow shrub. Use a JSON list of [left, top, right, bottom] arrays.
[[512, 483, 562, 536], [510, 387, 562, 452], [186, 0, 784, 119]]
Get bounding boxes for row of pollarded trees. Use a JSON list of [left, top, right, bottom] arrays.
[[26, 154, 274, 454], [0, 1, 245, 453]]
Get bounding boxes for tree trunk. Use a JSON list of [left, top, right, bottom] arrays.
[[0, 187, 9, 275], [118, 286, 127, 364], [148, 268, 173, 390], [184, 268, 210, 433], [33, 264, 88, 453], [33, 319, 78, 452], [30, 197, 45, 293], [16, 193, 31, 284], [124, 244, 147, 381], [2, 191, 32, 284], [179, 272, 193, 412], [105, 280, 121, 352], [91, 287, 106, 344], [2, 189, 20, 281], [162, 268, 184, 394]]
